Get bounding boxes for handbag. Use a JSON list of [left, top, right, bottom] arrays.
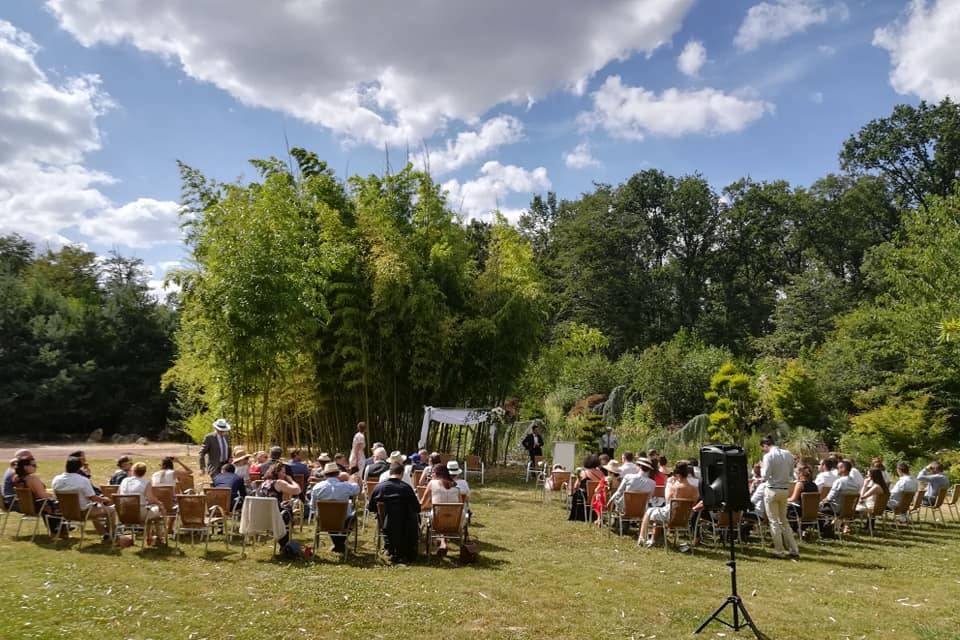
[[459, 542, 479, 564]]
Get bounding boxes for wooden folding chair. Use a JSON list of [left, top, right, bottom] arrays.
[[543, 470, 571, 503], [583, 479, 601, 523], [412, 470, 424, 487], [834, 493, 860, 545], [464, 455, 485, 485], [312, 500, 356, 561], [53, 492, 92, 549], [175, 494, 217, 551], [662, 499, 695, 550], [152, 485, 177, 534], [374, 501, 386, 555], [424, 502, 465, 557], [175, 475, 195, 494], [699, 509, 742, 547], [113, 495, 159, 548], [362, 480, 380, 530], [203, 487, 234, 542], [789, 492, 822, 541], [921, 486, 949, 527], [14, 487, 47, 541], [819, 485, 830, 500], [615, 491, 650, 536], [884, 491, 915, 532], [945, 484, 960, 522], [525, 455, 544, 482], [908, 485, 926, 524], [0, 492, 18, 538], [856, 495, 888, 536], [99, 485, 119, 500]]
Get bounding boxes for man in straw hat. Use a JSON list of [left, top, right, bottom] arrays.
[[199, 418, 232, 476], [608, 456, 656, 513], [447, 460, 472, 523], [310, 462, 360, 553], [378, 451, 413, 487]]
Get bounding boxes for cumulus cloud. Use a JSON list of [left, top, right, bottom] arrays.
[[45, 0, 695, 146], [873, 0, 960, 101], [734, 0, 848, 52], [442, 161, 550, 222], [677, 40, 707, 77], [563, 142, 601, 169], [77, 198, 183, 248], [578, 76, 773, 140], [414, 115, 523, 174], [0, 21, 180, 249]]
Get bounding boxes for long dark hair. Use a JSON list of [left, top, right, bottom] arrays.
[[432, 464, 455, 490], [869, 468, 889, 495]]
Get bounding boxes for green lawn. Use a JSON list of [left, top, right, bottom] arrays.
[[1, 458, 959, 640]]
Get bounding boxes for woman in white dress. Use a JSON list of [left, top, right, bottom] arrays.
[[151, 456, 193, 488], [419, 464, 462, 556], [118, 462, 165, 544]]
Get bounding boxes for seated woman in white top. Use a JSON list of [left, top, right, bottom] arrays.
[[419, 464, 461, 556], [856, 468, 889, 516], [118, 462, 165, 543], [151, 456, 194, 488]]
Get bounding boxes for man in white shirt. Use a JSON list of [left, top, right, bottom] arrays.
[[820, 460, 861, 514], [845, 458, 864, 488], [887, 462, 919, 511], [814, 458, 838, 490], [607, 457, 656, 513], [51, 456, 115, 537], [600, 427, 618, 457], [618, 452, 640, 478], [760, 435, 799, 558]]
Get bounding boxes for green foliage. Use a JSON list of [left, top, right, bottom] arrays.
[[848, 396, 948, 460], [577, 413, 606, 454], [769, 359, 827, 431], [705, 362, 757, 443]]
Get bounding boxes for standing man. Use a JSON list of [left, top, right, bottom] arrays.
[[349, 422, 367, 474], [521, 424, 544, 465], [600, 426, 618, 458], [760, 435, 800, 559], [199, 418, 231, 477]]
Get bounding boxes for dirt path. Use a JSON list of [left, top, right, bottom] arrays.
[[0, 442, 197, 461]]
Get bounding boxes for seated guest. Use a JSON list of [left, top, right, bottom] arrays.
[[110, 456, 132, 485], [820, 460, 861, 515], [213, 462, 246, 509], [419, 453, 442, 486], [310, 462, 360, 553], [368, 462, 420, 563], [657, 455, 670, 477], [286, 449, 310, 480], [871, 457, 892, 484], [843, 457, 865, 487], [379, 452, 414, 487], [152, 456, 194, 487], [420, 464, 462, 556], [619, 451, 639, 477], [249, 451, 268, 475], [749, 462, 763, 493], [363, 447, 390, 482], [786, 465, 818, 522], [333, 452, 349, 473], [917, 462, 950, 505], [607, 457, 656, 513], [688, 458, 701, 481], [12, 457, 64, 536], [69, 450, 102, 496], [685, 461, 700, 489], [52, 456, 116, 538], [3, 449, 31, 509], [411, 449, 430, 471], [448, 461, 472, 521], [362, 442, 385, 478], [814, 457, 838, 491], [856, 468, 889, 516], [258, 463, 302, 548], [231, 447, 252, 484], [639, 461, 698, 547], [258, 447, 284, 478], [887, 462, 919, 512], [568, 455, 605, 521], [118, 462, 165, 544]]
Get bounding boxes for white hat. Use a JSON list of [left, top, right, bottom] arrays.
[[387, 451, 407, 465], [213, 418, 231, 432], [446, 461, 462, 476]]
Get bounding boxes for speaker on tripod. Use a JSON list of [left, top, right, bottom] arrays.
[[694, 444, 768, 640]]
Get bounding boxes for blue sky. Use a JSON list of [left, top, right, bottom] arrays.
[[1, 0, 957, 296]]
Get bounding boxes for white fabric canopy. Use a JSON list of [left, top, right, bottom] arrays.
[[418, 406, 495, 447]]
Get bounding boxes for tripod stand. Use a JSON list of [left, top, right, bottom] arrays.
[[694, 506, 768, 639]]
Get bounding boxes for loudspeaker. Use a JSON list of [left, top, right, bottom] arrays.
[[700, 445, 751, 511]]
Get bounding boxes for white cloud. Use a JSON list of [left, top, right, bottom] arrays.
[[734, 1, 848, 52], [78, 198, 183, 248], [563, 142, 601, 169], [414, 115, 523, 174], [578, 76, 773, 140], [442, 161, 550, 222], [873, 0, 960, 101], [0, 21, 180, 250], [677, 40, 707, 77], [45, 0, 695, 146]]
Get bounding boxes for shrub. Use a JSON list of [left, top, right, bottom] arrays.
[[848, 395, 949, 460], [770, 360, 828, 431], [705, 362, 757, 443]]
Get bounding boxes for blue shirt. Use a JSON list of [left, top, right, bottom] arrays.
[[3, 468, 15, 499], [310, 477, 360, 517], [917, 470, 950, 499], [287, 460, 310, 479], [213, 471, 247, 507]]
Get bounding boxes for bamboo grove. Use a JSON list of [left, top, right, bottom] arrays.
[[162, 150, 545, 453]]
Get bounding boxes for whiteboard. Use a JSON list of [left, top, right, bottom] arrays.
[[552, 441, 576, 472]]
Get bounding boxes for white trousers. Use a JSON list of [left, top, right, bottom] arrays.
[[763, 487, 799, 555]]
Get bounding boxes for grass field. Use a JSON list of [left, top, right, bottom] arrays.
[[1, 457, 959, 640]]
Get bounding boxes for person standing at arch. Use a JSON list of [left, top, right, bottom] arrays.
[[349, 422, 367, 474], [199, 418, 231, 477]]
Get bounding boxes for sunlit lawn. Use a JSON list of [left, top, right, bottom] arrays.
[[1, 457, 958, 639]]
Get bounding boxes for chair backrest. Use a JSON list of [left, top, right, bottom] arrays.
[[551, 471, 571, 489], [313, 500, 349, 532], [365, 480, 379, 498], [152, 485, 175, 513], [585, 479, 600, 503], [204, 487, 232, 516], [55, 492, 84, 521], [819, 485, 830, 499], [892, 491, 915, 516], [416, 485, 427, 502], [431, 502, 464, 535], [438, 453, 453, 465], [911, 486, 926, 510], [175, 475, 195, 494], [800, 492, 820, 521], [465, 455, 481, 469], [177, 495, 207, 527], [622, 491, 650, 518], [412, 470, 424, 487], [653, 484, 665, 499], [838, 492, 859, 519], [532, 455, 544, 467], [666, 499, 695, 528], [871, 492, 889, 517], [932, 486, 948, 508], [99, 485, 118, 499], [949, 484, 960, 506], [14, 487, 38, 517], [292, 474, 307, 496], [113, 494, 144, 525], [715, 510, 743, 527]]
